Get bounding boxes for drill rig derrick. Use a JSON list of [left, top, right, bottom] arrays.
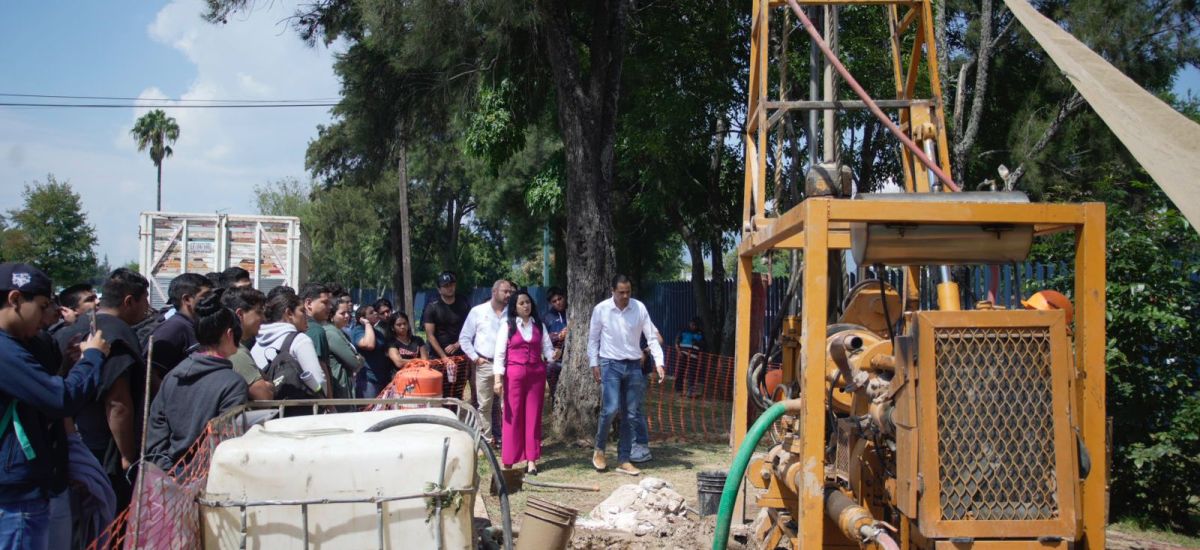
[[722, 1, 1114, 549]]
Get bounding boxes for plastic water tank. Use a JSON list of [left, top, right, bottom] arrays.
[[202, 409, 476, 549]]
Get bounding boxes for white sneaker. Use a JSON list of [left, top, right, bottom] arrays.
[[630, 443, 653, 463]]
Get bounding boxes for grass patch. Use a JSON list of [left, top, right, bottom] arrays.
[[1110, 519, 1200, 548]]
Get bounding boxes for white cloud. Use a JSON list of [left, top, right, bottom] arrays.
[[0, 0, 342, 268]]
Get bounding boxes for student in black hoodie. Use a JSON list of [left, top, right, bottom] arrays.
[[54, 268, 151, 512], [0, 263, 110, 549], [145, 290, 248, 470]]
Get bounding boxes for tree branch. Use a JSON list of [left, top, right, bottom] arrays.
[[953, 0, 996, 184], [1006, 92, 1086, 189]]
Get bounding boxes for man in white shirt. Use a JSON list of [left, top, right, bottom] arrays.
[[459, 279, 514, 445], [588, 274, 664, 476]]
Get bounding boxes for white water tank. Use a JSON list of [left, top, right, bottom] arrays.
[[202, 409, 476, 549]]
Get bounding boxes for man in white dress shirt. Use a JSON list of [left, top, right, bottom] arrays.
[[588, 274, 664, 476], [459, 279, 514, 445]]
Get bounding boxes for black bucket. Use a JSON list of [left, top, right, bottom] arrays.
[[696, 470, 728, 516]]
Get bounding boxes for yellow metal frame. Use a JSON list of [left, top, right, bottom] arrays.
[[733, 199, 1107, 548], [736, 0, 1107, 547]]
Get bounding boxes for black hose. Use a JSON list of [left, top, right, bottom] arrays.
[[365, 414, 514, 550], [875, 270, 896, 351], [747, 353, 773, 411]]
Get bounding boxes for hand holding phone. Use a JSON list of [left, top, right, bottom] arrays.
[[81, 329, 110, 357]]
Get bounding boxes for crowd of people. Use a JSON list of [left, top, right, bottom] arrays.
[[0, 260, 705, 549]]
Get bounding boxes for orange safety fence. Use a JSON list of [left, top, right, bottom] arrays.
[[88, 404, 249, 549], [643, 347, 779, 442]]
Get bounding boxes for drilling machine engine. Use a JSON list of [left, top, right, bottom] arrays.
[[745, 268, 1086, 549]]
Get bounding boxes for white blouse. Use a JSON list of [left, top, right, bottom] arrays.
[[492, 316, 555, 375]]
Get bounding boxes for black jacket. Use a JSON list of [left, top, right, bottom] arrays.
[[145, 353, 248, 469]]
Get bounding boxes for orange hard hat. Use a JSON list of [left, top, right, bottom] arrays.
[[1021, 290, 1074, 324]]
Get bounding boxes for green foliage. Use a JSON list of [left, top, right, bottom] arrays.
[[422, 481, 462, 524], [463, 79, 526, 173], [2, 175, 98, 286], [1031, 178, 1200, 533], [130, 109, 180, 166], [253, 178, 392, 290], [524, 153, 564, 217], [942, 0, 1200, 192]]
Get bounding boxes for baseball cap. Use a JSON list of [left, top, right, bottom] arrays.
[[436, 271, 457, 287], [0, 262, 53, 299]]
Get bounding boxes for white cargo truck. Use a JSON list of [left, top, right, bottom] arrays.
[[138, 212, 310, 308]]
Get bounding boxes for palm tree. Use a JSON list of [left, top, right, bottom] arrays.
[[130, 109, 180, 211]]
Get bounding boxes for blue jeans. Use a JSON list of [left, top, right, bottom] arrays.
[[46, 492, 69, 550], [595, 359, 645, 463], [0, 497, 50, 550], [633, 372, 650, 445]]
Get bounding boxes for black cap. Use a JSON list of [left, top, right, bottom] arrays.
[[436, 271, 457, 287], [0, 262, 53, 299]]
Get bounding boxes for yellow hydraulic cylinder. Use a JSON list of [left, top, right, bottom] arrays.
[[937, 281, 962, 311]]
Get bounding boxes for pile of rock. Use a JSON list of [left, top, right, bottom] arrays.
[[576, 477, 690, 536]]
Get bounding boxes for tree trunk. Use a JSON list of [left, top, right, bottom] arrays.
[[683, 232, 711, 349], [397, 142, 415, 321], [156, 162, 163, 211], [539, 0, 629, 440], [952, 0, 995, 185], [709, 235, 728, 352]]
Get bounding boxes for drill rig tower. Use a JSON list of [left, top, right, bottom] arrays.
[[725, 0, 1108, 548]]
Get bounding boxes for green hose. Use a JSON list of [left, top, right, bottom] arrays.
[[712, 400, 801, 550]]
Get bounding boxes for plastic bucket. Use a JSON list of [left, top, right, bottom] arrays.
[[491, 467, 524, 495], [515, 497, 576, 550], [696, 470, 728, 516]]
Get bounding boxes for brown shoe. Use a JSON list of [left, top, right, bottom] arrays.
[[592, 449, 607, 471], [615, 462, 642, 476]]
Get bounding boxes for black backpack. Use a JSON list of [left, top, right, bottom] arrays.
[[134, 307, 170, 356], [263, 333, 321, 401]]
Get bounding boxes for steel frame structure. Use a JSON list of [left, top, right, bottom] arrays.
[[731, 0, 1108, 547]]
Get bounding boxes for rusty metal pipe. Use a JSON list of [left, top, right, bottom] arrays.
[[784, 0, 962, 192], [825, 487, 876, 543]]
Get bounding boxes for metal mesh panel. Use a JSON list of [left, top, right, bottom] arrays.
[[834, 418, 855, 481], [934, 327, 1059, 521]]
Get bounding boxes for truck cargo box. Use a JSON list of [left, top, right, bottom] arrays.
[[138, 212, 310, 308]]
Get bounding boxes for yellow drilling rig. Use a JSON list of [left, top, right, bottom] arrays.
[[716, 0, 1200, 548]]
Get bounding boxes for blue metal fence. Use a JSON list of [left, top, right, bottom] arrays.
[[350, 261, 1077, 348]]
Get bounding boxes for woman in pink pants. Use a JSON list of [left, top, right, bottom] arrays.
[[492, 289, 555, 474]]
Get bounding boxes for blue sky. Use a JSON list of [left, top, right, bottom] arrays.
[[1, 3, 1197, 270], [1, 0, 341, 265]]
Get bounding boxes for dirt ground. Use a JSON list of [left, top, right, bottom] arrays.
[[477, 437, 731, 548], [477, 438, 1199, 549]]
